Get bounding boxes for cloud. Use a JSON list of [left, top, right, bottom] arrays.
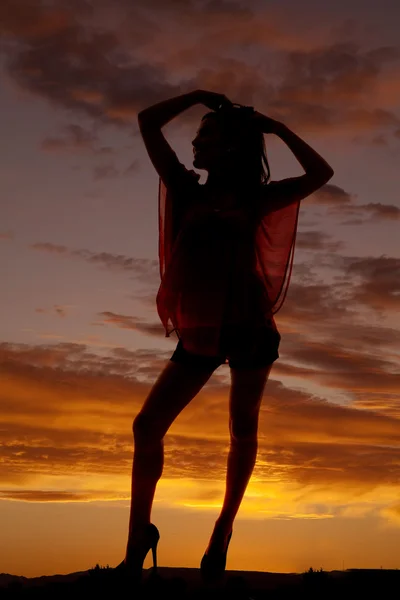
[[336, 255, 400, 312], [29, 237, 400, 348], [270, 42, 400, 132], [278, 279, 355, 324], [0, 0, 70, 40], [0, 338, 398, 523], [311, 183, 355, 206], [93, 160, 139, 181], [41, 123, 113, 155], [124, 159, 140, 175], [93, 163, 119, 180], [30, 242, 158, 281], [96, 311, 165, 337], [264, 259, 400, 420], [0, 490, 94, 502], [296, 231, 344, 252], [35, 305, 72, 318], [275, 343, 399, 403], [1, 0, 184, 125], [28, 226, 400, 390], [2, 1, 400, 140], [361, 203, 400, 220], [308, 184, 400, 223]]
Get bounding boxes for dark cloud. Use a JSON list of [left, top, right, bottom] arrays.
[[2, 1, 400, 140], [0, 340, 161, 381], [95, 311, 166, 338], [0, 0, 70, 39], [362, 202, 400, 220], [280, 280, 356, 322], [93, 163, 119, 180], [318, 320, 400, 350], [1, 1, 187, 125], [28, 237, 400, 344], [123, 159, 140, 175], [55, 306, 66, 318], [311, 184, 355, 206], [296, 231, 344, 252], [337, 255, 400, 312], [35, 305, 69, 318], [272, 42, 400, 132], [255, 441, 400, 487], [352, 392, 400, 419], [276, 337, 399, 397], [306, 184, 399, 224], [195, 42, 400, 136], [30, 242, 158, 281], [41, 123, 113, 155], [273, 336, 399, 419], [0, 490, 94, 502]]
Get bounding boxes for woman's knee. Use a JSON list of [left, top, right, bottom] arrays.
[[132, 412, 163, 444], [229, 418, 258, 444]]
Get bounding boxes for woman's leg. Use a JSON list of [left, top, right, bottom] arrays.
[[206, 364, 272, 551], [127, 359, 217, 557]]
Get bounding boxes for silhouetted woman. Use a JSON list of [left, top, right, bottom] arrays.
[[116, 89, 334, 584]]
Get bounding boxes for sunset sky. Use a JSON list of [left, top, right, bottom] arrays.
[[1, 0, 400, 579]]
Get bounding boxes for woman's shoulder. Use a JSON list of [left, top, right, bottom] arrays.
[[160, 156, 201, 196]]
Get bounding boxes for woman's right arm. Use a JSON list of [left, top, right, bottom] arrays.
[[138, 90, 203, 130], [138, 90, 230, 188]]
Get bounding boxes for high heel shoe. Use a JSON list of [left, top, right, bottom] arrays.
[[200, 529, 233, 582], [115, 523, 160, 584]]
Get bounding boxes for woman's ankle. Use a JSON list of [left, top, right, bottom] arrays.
[[127, 522, 151, 545], [213, 516, 233, 537]]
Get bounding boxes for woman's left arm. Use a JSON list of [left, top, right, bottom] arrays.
[[272, 120, 334, 182], [254, 112, 334, 208]]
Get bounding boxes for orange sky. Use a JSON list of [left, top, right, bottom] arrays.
[[0, 0, 399, 578]]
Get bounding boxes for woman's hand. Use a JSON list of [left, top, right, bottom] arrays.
[[195, 89, 233, 111], [253, 111, 282, 134]]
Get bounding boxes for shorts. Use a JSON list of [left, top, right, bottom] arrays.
[[170, 324, 281, 371]]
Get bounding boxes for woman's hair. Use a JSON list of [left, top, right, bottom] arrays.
[[201, 104, 271, 188]]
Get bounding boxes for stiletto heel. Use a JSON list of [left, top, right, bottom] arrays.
[[151, 536, 159, 571], [114, 523, 160, 584], [200, 529, 233, 582]]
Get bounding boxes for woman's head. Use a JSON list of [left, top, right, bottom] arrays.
[[192, 104, 270, 188]]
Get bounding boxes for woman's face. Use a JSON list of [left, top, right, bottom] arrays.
[[192, 116, 233, 171]]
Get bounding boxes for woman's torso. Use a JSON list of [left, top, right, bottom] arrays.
[[173, 183, 272, 324]]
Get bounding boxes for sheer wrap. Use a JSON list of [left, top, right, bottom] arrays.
[[156, 165, 300, 357]]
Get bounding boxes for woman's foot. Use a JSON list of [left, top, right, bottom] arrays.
[[115, 523, 160, 583], [200, 522, 233, 583], [206, 528, 231, 554]]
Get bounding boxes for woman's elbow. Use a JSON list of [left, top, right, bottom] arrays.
[[320, 165, 334, 184], [137, 110, 153, 131], [137, 111, 146, 128], [324, 164, 335, 181], [326, 166, 334, 179]]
